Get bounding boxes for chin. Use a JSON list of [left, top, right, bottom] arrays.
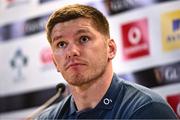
[[64, 74, 87, 86]]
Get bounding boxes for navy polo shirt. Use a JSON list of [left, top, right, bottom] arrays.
[[37, 74, 177, 119], [66, 75, 119, 119]]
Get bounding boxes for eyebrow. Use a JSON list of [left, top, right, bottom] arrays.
[[52, 35, 63, 43], [75, 29, 91, 35], [52, 28, 91, 43]]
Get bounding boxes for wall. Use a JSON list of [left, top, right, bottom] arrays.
[[0, 0, 179, 119]]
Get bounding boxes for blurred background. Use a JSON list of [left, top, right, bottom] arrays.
[[0, 0, 179, 119]]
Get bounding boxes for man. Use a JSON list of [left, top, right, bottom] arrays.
[[37, 4, 177, 119]]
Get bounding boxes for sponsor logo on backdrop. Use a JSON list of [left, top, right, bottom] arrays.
[[0, 24, 12, 42], [39, 0, 57, 4], [0, 14, 50, 42], [121, 18, 150, 60], [118, 61, 180, 88], [167, 94, 180, 118], [103, 0, 172, 15], [10, 48, 28, 82], [161, 10, 180, 51], [154, 62, 180, 83], [0, 27, 3, 41], [24, 15, 48, 35], [104, 0, 142, 15], [40, 47, 55, 71]]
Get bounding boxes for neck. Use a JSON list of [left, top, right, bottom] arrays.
[[69, 63, 113, 111]]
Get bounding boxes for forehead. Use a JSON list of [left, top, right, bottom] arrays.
[[51, 18, 97, 39]]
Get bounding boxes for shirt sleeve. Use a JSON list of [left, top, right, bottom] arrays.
[[130, 102, 178, 119]]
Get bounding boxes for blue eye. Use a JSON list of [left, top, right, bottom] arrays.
[[57, 41, 67, 48], [80, 36, 89, 44]]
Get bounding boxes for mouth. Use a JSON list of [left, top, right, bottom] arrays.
[[66, 63, 86, 70]]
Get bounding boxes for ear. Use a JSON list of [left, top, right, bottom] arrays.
[[52, 54, 60, 72], [107, 39, 116, 61]]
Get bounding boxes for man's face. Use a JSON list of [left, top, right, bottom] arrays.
[[50, 18, 112, 86]]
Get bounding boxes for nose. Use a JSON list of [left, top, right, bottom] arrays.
[[66, 43, 80, 59]]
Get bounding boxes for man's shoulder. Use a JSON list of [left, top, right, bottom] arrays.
[[36, 95, 71, 119], [114, 74, 165, 103], [113, 75, 177, 118], [120, 80, 177, 119]]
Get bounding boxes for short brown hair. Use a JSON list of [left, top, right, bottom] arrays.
[[46, 4, 110, 43]]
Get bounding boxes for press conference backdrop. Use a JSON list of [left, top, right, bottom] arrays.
[[0, 0, 180, 119]]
